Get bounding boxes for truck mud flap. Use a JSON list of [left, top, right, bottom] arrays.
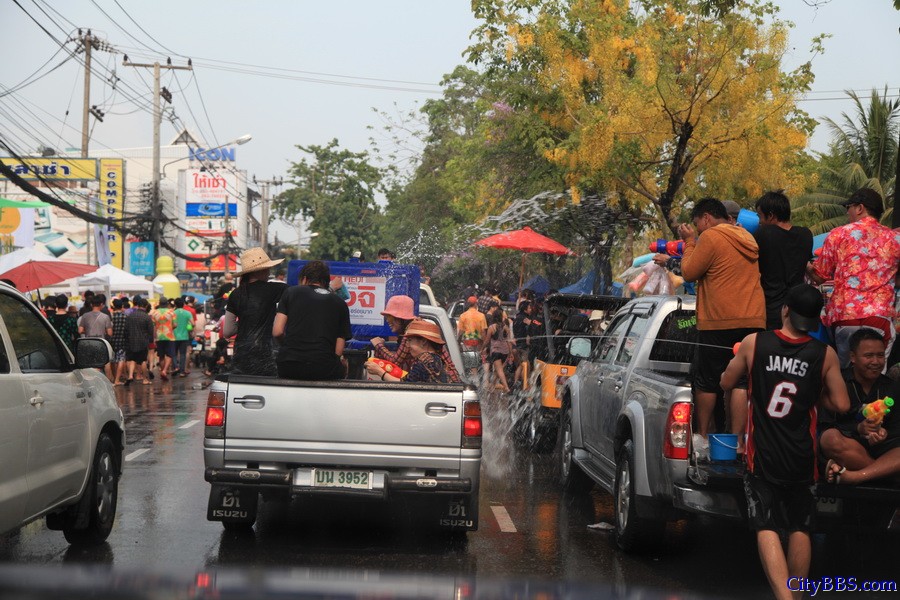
[[207, 484, 258, 523]]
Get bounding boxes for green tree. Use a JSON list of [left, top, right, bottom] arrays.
[[793, 88, 899, 233], [273, 140, 383, 261]]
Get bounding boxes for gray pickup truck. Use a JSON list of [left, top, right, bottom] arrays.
[[0, 283, 125, 544], [203, 304, 481, 532], [560, 295, 900, 551]]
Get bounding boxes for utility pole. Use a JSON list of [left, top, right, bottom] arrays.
[[224, 193, 231, 275], [253, 175, 283, 253], [70, 29, 112, 264], [123, 56, 192, 262]]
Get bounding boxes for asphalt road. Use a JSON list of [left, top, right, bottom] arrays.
[[1, 374, 896, 599]]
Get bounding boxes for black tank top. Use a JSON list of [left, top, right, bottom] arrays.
[[747, 330, 826, 485]]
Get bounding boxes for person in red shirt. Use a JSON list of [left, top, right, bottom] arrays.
[[808, 188, 900, 369]]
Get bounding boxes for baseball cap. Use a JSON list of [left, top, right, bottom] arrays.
[[467, 295, 478, 305], [840, 188, 884, 217], [722, 200, 741, 220], [784, 284, 824, 333]]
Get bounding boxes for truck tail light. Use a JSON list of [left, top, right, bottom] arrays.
[[663, 401, 691, 460], [205, 390, 226, 434], [462, 399, 481, 448]]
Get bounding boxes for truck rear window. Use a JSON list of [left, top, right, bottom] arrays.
[[648, 309, 697, 364]]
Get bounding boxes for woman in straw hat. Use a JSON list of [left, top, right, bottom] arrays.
[[222, 247, 286, 376], [366, 320, 450, 384], [370, 295, 461, 383]]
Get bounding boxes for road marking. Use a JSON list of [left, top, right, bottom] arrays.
[[179, 419, 200, 430], [124, 448, 150, 462], [491, 505, 517, 533]]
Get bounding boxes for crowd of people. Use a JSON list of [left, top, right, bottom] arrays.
[[39, 289, 208, 385], [660, 188, 900, 600]]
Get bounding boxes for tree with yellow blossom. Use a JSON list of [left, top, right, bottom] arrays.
[[468, 0, 821, 235]]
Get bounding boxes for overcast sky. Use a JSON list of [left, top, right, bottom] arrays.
[[2, 0, 898, 240]]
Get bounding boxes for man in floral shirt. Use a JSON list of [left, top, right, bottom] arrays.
[[809, 188, 900, 368]]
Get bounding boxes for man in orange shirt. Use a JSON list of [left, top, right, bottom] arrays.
[[680, 198, 766, 454], [457, 295, 487, 350]]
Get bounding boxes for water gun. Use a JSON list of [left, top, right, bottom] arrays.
[[860, 397, 894, 424], [649, 239, 684, 257], [367, 357, 408, 379]]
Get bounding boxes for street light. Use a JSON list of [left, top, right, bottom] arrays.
[[295, 232, 318, 257]]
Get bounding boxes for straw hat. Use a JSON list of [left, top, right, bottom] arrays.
[[381, 295, 416, 321], [234, 247, 284, 276], [405, 320, 445, 346]]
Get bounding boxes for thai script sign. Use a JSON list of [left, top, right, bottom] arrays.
[[185, 253, 238, 273], [184, 168, 239, 205], [128, 241, 155, 276], [341, 275, 387, 326], [100, 158, 124, 268], [185, 218, 236, 237], [0, 157, 98, 181]]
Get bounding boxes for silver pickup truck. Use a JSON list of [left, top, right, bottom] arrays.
[[0, 283, 124, 544], [203, 304, 481, 532], [561, 295, 900, 551]]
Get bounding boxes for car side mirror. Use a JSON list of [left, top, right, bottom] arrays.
[[75, 337, 113, 369], [568, 337, 592, 359]]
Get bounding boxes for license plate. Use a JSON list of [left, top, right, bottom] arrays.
[[312, 469, 372, 489], [816, 496, 842, 516]]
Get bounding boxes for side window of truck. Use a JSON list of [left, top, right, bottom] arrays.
[[616, 315, 651, 364], [593, 314, 632, 362], [0, 294, 66, 372], [648, 309, 698, 364]]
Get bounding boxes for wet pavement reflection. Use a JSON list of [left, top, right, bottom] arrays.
[[1, 374, 897, 598]]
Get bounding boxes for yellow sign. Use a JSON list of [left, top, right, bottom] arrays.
[[0, 157, 99, 180], [100, 158, 124, 268], [0, 207, 21, 234]]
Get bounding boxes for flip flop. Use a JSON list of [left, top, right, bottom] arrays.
[[141, 380, 152, 385], [825, 459, 846, 484]]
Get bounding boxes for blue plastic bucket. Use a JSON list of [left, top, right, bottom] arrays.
[[709, 434, 738, 461], [736, 209, 759, 234]]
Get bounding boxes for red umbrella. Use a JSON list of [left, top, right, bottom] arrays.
[[473, 226, 574, 291], [0, 259, 97, 293]]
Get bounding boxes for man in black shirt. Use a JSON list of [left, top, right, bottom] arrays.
[[722, 284, 848, 600], [819, 328, 900, 485], [753, 191, 814, 330], [273, 260, 351, 381]]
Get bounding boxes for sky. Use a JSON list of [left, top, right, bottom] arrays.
[[1, 1, 898, 243]]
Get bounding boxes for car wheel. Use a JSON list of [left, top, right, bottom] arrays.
[[63, 433, 119, 545], [529, 404, 556, 454], [557, 406, 593, 493], [614, 440, 664, 552]]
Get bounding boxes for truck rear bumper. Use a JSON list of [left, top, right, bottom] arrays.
[[673, 483, 744, 520], [205, 467, 473, 496]]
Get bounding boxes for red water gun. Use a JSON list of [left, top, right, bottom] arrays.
[[367, 358, 408, 379], [860, 397, 893, 425], [649, 239, 684, 257]]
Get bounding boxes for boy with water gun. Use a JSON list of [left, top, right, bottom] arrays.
[[819, 329, 900, 485]]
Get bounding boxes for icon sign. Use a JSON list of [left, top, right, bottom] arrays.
[[187, 238, 201, 252]]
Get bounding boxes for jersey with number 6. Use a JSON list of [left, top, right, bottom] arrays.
[[747, 330, 826, 485]]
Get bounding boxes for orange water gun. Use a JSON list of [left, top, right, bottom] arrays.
[[367, 358, 408, 379], [860, 397, 893, 424]]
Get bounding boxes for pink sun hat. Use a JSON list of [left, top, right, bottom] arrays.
[[381, 295, 416, 321]]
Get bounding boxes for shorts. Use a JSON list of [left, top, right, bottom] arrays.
[[489, 352, 509, 364], [693, 328, 760, 393], [126, 348, 148, 364], [156, 340, 176, 358], [113, 348, 126, 363], [744, 473, 815, 533], [834, 426, 900, 459]]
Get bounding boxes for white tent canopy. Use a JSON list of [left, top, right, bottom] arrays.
[[40, 263, 162, 297]]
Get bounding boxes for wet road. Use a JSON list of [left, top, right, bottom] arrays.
[[1, 374, 896, 598]]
